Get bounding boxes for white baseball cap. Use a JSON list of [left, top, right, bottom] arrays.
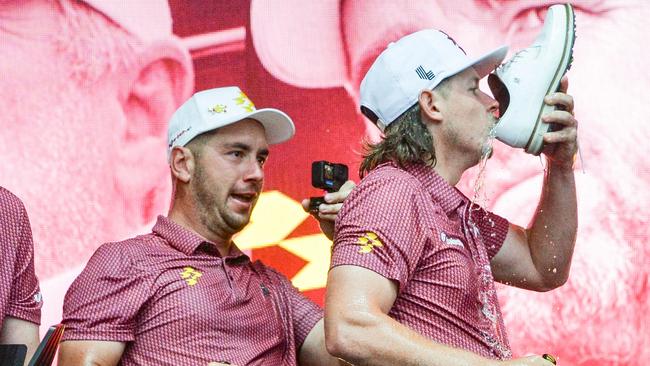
[[167, 87, 295, 159], [360, 29, 508, 131], [80, 0, 172, 42]]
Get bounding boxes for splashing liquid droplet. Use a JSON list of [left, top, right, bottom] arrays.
[[469, 124, 497, 215]]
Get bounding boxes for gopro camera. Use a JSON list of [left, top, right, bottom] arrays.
[[308, 161, 348, 214]]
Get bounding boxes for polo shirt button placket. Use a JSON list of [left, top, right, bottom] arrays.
[[222, 260, 233, 289], [223, 259, 242, 299]]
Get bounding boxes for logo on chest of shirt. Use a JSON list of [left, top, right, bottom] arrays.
[[440, 232, 465, 248], [356, 232, 383, 253], [180, 266, 202, 286]]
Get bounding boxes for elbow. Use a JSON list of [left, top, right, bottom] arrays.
[[536, 271, 570, 292], [324, 311, 377, 361], [324, 319, 359, 360], [548, 274, 569, 290], [324, 327, 347, 360]]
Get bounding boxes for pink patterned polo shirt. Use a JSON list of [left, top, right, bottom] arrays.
[[63, 215, 322, 366], [0, 187, 42, 326], [332, 162, 512, 359]]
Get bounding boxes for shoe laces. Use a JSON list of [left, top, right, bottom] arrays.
[[498, 49, 528, 73]]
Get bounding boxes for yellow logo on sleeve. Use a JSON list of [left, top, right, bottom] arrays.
[[180, 267, 202, 286], [357, 232, 383, 253]]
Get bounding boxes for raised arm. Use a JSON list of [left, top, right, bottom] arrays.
[[491, 76, 578, 291]]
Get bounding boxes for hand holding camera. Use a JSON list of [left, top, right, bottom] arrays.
[[308, 161, 349, 213], [301, 161, 355, 240]]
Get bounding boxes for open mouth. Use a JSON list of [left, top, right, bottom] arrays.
[[230, 192, 258, 207]]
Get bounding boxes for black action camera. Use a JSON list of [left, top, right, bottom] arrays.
[[308, 161, 348, 214]]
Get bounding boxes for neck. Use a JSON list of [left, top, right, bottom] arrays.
[[168, 197, 233, 257], [431, 146, 475, 187]]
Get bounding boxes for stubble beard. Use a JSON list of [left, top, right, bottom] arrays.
[[482, 116, 498, 160], [192, 164, 252, 240]]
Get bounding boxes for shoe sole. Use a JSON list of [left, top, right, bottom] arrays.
[[525, 4, 576, 155]]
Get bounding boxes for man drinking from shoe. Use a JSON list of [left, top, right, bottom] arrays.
[[324, 29, 577, 365]]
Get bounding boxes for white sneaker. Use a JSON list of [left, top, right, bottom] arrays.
[[488, 4, 576, 155]]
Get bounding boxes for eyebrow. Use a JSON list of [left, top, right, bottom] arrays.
[[225, 142, 269, 156]]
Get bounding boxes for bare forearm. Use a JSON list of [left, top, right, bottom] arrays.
[[0, 317, 39, 365], [58, 340, 125, 366], [528, 162, 577, 287], [326, 310, 493, 366]]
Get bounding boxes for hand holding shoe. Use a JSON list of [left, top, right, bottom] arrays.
[[541, 76, 578, 169]]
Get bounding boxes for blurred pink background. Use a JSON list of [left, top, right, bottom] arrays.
[[1, 1, 648, 365]]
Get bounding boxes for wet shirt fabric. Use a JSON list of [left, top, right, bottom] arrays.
[[63, 216, 322, 366], [0, 187, 42, 326], [331, 162, 512, 359]]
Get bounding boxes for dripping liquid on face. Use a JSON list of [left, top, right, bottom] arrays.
[[469, 124, 498, 215]]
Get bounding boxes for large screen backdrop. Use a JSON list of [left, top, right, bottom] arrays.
[[4, 1, 648, 365]]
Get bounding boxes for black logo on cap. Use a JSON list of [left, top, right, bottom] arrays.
[[439, 30, 467, 55], [415, 65, 435, 80]]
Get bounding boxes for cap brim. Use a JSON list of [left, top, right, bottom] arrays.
[[244, 108, 296, 144], [437, 45, 508, 85], [470, 45, 508, 78]]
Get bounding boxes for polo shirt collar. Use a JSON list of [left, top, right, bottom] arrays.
[[152, 215, 248, 258], [399, 162, 467, 216]]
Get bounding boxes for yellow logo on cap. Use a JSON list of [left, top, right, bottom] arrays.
[[234, 92, 255, 112], [208, 104, 227, 114], [357, 232, 383, 253], [180, 267, 202, 286]]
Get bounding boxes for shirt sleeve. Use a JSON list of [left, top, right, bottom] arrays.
[[266, 266, 323, 351], [331, 173, 430, 291], [288, 285, 322, 351], [480, 210, 509, 259], [62, 242, 151, 342], [5, 199, 42, 325]]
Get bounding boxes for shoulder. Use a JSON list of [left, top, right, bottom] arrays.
[[363, 164, 422, 188], [0, 186, 28, 219], [353, 165, 423, 200], [342, 164, 426, 214], [0, 187, 32, 248], [84, 234, 159, 274]]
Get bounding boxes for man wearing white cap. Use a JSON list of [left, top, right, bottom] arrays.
[[59, 87, 348, 365], [324, 29, 577, 365]]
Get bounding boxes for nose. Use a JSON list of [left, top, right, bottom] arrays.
[[243, 159, 264, 183], [482, 91, 500, 118]]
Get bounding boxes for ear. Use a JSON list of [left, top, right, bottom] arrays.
[[169, 146, 195, 184], [115, 38, 195, 226], [418, 89, 444, 124]]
